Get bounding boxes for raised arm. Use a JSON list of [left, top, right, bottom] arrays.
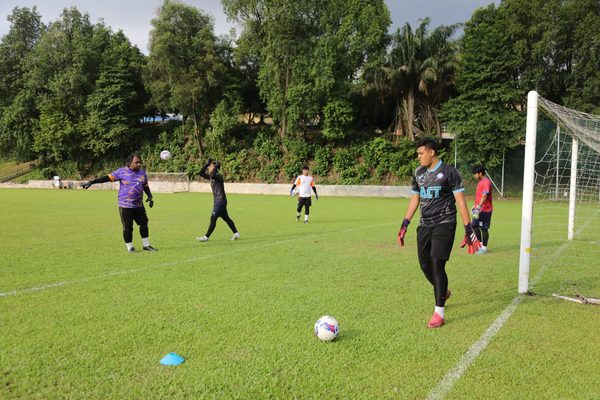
[[199, 159, 212, 180]]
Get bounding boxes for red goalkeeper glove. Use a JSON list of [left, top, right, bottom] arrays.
[[460, 223, 482, 254], [397, 218, 410, 247]]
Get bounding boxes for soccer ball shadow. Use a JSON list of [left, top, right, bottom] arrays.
[[324, 328, 361, 342]]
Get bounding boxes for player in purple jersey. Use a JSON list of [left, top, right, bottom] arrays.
[[82, 154, 157, 253], [397, 138, 481, 328]]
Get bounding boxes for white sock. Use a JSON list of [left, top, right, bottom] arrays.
[[297, 213, 300, 217], [481, 245, 487, 250], [142, 237, 150, 247], [304, 215, 309, 221], [435, 306, 445, 318], [125, 242, 134, 250]]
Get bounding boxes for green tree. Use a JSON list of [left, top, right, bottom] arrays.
[[563, 0, 600, 113], [26, 7, 99, 163], [19, 7, 147, 164], [0, 6, 44, 160], [223, 0, 390, 138], [81, 31, 148, 157], [365, 19, 459, 141], [441, 5, 524, 169], [417, 24, 460, 138], [145, 0, 226, 154]]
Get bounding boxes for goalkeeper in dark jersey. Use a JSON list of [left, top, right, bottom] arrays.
[[397, 138, 481, 329], [196, 159, 240, 242]]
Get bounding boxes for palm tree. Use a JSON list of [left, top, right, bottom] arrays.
[[417, 24, 460, 138], [388, 19, 435, 141], [363, 18, 459, 141]]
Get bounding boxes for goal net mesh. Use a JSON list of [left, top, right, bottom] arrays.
[[146, 172, 190, 193], [530, 96, 600, 299]]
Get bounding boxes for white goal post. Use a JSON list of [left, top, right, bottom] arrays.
[[518, 91, 539, 293], [518, 91, 600, 294]]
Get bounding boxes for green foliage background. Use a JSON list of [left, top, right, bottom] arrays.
[[0, 0, 599, 186]]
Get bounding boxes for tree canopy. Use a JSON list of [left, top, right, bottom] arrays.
[[0, 0, 599, 185]]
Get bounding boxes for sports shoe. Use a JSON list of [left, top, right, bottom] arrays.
[[196, 235, 209, 242], [296, 215, 300, 222], [128, 247, 136, 253], [427, 312, 445, 329], [445, 289, 452, 301], [231, 232, 240, 241], [143, 245, 158, 251], [304, 220, 308, 224], [475, 247, 487, 255]]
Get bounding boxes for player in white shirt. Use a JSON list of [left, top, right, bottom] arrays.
[[290, 165, 319, 223]]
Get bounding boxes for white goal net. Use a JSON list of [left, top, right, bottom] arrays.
[[146, 172, 190, 193], [519, 92, 600, 300]]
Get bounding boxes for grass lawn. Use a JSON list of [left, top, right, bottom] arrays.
[[1, 189, 598, 399]]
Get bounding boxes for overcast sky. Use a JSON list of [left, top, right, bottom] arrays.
[[0, 0, 498, 54]]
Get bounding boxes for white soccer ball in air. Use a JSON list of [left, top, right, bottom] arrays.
[[314, 315, 339, 342], [160, 150, 172, 160]]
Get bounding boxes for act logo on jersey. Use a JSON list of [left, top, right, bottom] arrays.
[[420, 186, 442, 199]]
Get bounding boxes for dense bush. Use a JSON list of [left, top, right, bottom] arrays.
[[283, 137, 311, 179], [313, 145, 332, 176]]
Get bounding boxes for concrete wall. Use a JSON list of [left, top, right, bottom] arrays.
[[1, 180, 413, 198]]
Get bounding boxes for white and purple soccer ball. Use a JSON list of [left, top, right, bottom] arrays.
[[314, 315, 339, 342], [160, 150, 172, 160]]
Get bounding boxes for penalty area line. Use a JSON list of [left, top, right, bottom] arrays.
[[0, 221, 395, 299], [428, 242, 570, 400], [428, 213, 596, 400]]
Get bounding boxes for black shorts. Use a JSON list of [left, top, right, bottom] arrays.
[[212, 201, 229, 218], [417, 222, 456, 264], [119, 207, 148, 230], [475, 211, 492, 230], [298, 197, 312, 207]]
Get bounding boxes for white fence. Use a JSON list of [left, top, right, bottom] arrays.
[[0, 180, 413, 198]]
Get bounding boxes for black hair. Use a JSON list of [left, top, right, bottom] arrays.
[[302, 165, 309, 170], [212, 160, 221, 170], [126, 153, 142, 166], [472, 165, 486, 174], [415, 137, 440, 155]]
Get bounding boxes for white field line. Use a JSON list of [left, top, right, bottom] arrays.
[[427, 211, 597, 400], [0, 222, 395, 299]]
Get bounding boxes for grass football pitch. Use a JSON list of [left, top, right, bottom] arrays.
[[1, 189, 599, 399]]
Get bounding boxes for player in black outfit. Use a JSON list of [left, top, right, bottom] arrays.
[[196, 159, 240, 242], [397, 138, 481, 328]]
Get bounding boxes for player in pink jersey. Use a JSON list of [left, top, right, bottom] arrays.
[[471, 165, 493, 254]]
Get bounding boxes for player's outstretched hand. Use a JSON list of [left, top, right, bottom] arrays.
[[290, 189, 294, 197], [397, 218, 410, 247], [462, 224, 482, 254], [146, 196, 154, 208], [81, 181, 92, 189], [315, 194, 319, 200]]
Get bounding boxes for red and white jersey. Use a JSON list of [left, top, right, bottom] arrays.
[[295, 175, 315, 197], [475, 177, 493, 212]]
